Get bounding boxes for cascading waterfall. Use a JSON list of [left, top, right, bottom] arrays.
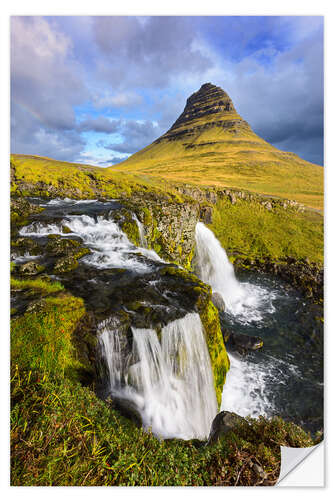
[[195, 222, 277, 418], [133, 214, 147, 248], [195, 222, 276, 323], [20, 213, 162, 273], [21, 203, 219, 439], [99, 312, 218, 440]]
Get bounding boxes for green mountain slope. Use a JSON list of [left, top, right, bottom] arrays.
[[115, 83, 323, 210]]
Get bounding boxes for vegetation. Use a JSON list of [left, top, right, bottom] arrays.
[[210, 198, 324, 265], [11, 154, 185, 203], [11, 369, 315, 486], [116, 116, 323, 210], [11, 277, 64, 295], [10, 270, 317, 486]]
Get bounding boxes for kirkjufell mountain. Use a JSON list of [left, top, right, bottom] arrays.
[[115, 83, 323, 209]]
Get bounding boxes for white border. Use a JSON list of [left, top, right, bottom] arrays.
[[2, 1, 331, 497]]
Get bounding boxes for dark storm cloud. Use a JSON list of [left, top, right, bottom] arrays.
[[92, 16, 213, 88], [227, 25, 324, 165], [10, 15, 324, 166]]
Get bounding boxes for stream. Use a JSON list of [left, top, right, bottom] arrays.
[[12, 198, 323, 438]]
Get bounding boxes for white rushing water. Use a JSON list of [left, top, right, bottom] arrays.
[[220, 352, 272, 418], [195, 222, 276, 324], [194, 222, 280, 418], [133, 214, 147, 248], [99, 312, 218, 440], [20, 214, 162, 273]]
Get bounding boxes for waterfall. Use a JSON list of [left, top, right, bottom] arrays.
[[194, 222, 276, 323], [133, 214, 147, 248], [20, 214, 162, 273], [195, 222, 279, 418], [220, 352, 272, 418], [99, 312, 218, 440]]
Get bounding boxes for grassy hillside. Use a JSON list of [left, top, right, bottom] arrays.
[[10, 154, 184, 202], [210, 198, 323, 265]]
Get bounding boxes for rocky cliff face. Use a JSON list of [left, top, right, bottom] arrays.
[[157, 82, 252, 144]]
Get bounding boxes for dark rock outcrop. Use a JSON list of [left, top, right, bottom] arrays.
[[156, 83, 252, 144], [207, 411, 249, 445], [211, 292, 225, 312]]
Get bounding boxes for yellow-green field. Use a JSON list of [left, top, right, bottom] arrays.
[[115, 132, 323, 210]]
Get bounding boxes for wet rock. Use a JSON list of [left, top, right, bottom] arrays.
[[11, 237, 41, 256], [229, 332, 263, 352], [53, 248, 90, 273], [207, 411, 249, 445], [46, 235, 83, 256], [200, 206, 213, 224], [211, 291, 225, 312], [18, 261, 44, 275]]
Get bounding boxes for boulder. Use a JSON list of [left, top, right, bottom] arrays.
[[18, 261, 44, 275], [211, 291, 225, 312], [200, 206, 213, 224], [207, 411, 249, 445], [230, 332, 263, 352]]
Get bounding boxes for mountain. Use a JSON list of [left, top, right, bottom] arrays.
[[114, 83, 323, 210]]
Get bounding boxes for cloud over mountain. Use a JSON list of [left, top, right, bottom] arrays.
[[10, 15, 323, 166]]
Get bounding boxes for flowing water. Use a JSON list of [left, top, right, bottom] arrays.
[[99, 312, 217, 439], [195, 222, 323, 434], [17, 198, 218, 439], [15, 199, 323, 438]]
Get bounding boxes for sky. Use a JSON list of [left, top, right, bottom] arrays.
[[10, 15, 324, 167]]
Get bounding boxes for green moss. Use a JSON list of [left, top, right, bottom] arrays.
[[121, 220, 140, 247], [197, 297, 229, 407], [11, 294, 86, 379], [11, 277, 64, 295], [141, 207, 152, 225]]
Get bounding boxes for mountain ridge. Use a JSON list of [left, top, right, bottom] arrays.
[[114, 83, 323, 210]]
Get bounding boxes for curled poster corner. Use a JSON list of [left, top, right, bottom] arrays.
[[276, 442, 324, 486]]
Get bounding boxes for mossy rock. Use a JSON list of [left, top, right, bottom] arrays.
[[46, 236, 82, 256], [18, 261, 45, 276], [121, 220, 140, 247], [53, 248, 90, 274], [11, 237, 41, 256], [196, 294, 229, 407]]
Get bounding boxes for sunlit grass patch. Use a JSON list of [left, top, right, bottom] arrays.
[[210, 198, 323, 264]]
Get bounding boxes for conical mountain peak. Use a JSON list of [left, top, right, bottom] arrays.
[[115, 83, 321, 209], [160, 83, 250, 142]]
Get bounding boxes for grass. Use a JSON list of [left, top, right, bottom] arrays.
[[210, 198, 323, 265], [11, 367, 315, 486], [10, 277, 64, 294], [10, 271, 318, 486], [115, 110, 323, 210], [11, 293, 86, 378], [10, 154, 185, 203]]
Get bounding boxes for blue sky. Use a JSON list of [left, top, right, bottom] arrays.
[[10, 15, 324, 166]]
